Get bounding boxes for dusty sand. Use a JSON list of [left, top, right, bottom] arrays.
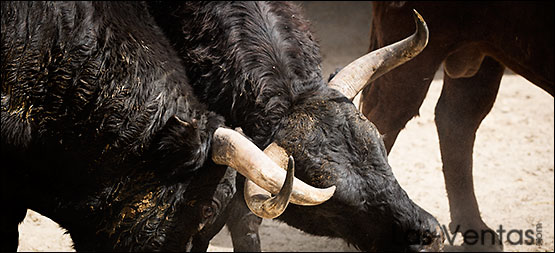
[[15, 2, 554, 252]]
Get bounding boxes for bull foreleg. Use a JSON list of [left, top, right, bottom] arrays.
[[1, 142, 29, 252], [1, 205, 26, 252], [190, 210, 229, 252], [435, 56, 504, 251], [225, 177, 263, 252]]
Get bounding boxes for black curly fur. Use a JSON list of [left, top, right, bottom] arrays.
[[148, 1, 324, 148], [1, 2, 233, 251]]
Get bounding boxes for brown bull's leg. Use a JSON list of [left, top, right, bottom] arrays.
[[435, 57, 504, 251], [226, 177, 263, 252], [360, 58, 441, 153]]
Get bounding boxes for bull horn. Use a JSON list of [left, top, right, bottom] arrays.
[[244, 156, 295, 219], [256, 142, 315, 205], [211, 128, 336, 209], [243, 142, 320, 218], [328, 9, 429, 99], [247, 142, 328, 206]]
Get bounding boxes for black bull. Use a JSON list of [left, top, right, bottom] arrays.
[[149, 1, 444, 252], [3, 1, 443, 252], [1, 1, 238, 251]]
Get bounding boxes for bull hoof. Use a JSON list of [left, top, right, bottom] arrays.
[[447, 222, 504, 252]]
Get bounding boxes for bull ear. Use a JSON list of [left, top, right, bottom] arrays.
[[210, 128, 336, 211], [328, 9, 428, 99]]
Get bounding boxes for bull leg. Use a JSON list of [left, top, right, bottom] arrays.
[[226, 177, 263, 252], [190, 206, 229, 252], [435, 56, 504, 251], [1, 153, 27, 251], [1, 205, 26, 252]]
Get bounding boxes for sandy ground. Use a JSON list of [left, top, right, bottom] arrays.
[[15, 2, 554, 252]]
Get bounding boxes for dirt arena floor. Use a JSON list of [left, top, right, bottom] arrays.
[[16, 2, 554, 252]]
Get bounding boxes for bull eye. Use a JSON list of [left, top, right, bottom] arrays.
[[201, 204, 215, 219]]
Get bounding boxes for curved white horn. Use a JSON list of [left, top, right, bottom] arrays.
[[329, 9, 429, 99], [244, 156, 295, 219], [211, 128, 336, 207]]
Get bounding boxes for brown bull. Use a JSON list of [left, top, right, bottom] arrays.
[[359, 1, 553, 251]]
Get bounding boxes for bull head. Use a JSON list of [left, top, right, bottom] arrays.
[[239, 9, 444, 251], [146, 2, 443, 251]]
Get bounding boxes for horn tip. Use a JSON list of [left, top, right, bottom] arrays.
[[412, 9, 422, 19], [288, 156, 294, 169], [411, 9, 429, 46], [324, 185, 336, 197]]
